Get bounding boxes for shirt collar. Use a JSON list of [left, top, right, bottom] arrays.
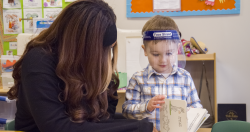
[[146, 64, 178, 80]]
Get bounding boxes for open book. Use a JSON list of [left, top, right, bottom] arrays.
[[160, 99, 210, 132]]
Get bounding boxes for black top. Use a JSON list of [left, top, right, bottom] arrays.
[[15, 47, 153, 132]]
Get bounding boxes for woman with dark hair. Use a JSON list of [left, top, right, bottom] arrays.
[[7, 0, 156, 131]]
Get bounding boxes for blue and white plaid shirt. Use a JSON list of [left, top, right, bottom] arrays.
[[122, 65, 202, 131]]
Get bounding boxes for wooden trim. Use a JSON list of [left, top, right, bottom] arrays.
[[179, 54, 215, 61], [214, 53, 217, 123], [117, 90, 126, 94], [0, 87, 9, 96], [197, 128, 212, 132]]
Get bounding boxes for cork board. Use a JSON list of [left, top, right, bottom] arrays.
[[0, 0, 71, 55]]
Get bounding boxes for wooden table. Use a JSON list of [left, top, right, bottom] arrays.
[[0, 131, 22, 132], [197, 128, 212, 132], [0, 128, 212, 132], [0, 89, 212, 132]]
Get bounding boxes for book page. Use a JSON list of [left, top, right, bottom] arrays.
[[187, 108, 208, 132], [195, 114, 210, 132], [160, 99, 187, 132]]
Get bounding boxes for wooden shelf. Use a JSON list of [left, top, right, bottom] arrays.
[[179, 53, 215, 61], [0, 89, 127, 95], [0, 88, 9, 96], [117, 90, 126, 94]]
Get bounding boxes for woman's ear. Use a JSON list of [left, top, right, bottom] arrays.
[[141, 45, 148, 56]]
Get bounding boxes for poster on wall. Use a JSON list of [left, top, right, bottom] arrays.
[[23, 0, 42, 8], [3, 9, 22, 34], [3, 42, 17, 55], [153, 0, 181, 12], [3, 0, 21, 8], [23, 9, 42, 33], [65, 0, 76, 2], [43, 8, 62, 19], [43, 0, 62, 8]]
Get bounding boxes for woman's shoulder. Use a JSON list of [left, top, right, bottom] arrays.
[[22, 47, 58, 74], [24, 47, 54, 60]]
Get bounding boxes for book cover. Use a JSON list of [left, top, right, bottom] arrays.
[[218, 104, 246, 121], [160, 99, 209, 132], [160, 99, 187, 132]]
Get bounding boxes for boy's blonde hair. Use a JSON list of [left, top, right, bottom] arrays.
[[142, 15, 181, 46]]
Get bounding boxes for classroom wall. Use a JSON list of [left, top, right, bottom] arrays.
[[104, 0, 250, 121]]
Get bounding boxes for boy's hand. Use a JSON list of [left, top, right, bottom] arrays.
[[147, 95, 165, 112]]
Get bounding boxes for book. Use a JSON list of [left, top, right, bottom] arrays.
[[160, 99, 210, 132], [218, 104, 246, 121]]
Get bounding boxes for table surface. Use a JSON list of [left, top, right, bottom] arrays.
[[197, 128, 212, 132], [0, 128, 212, 132], [0, 89, 212, 132]]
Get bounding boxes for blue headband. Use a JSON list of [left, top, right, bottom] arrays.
[[143, 30, 180, 40]]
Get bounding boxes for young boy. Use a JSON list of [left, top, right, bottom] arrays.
[[122, 15, 202, 131]]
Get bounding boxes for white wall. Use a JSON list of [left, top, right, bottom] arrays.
[[105, 0, 250, 121]]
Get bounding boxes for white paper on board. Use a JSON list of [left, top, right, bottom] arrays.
[[153, 0, 181, 10], [43, 0, 62, 8], [65, 0, 76, 2], [3, 0, 21, 8], [23, 0, 42, 8], [9, 42, 17, 49], [43, 8, 63, 19], [3, 9, 22, 34], [23, 9, 42, 33]]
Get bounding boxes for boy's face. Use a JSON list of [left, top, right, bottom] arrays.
[[142, 41, 178, 74]]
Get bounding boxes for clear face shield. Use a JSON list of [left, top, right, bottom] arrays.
[[141, 30, 186, 75]]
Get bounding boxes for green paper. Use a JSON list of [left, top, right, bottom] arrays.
[[118, 72, 127, 89]]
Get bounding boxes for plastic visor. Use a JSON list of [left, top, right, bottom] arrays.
[[141, 30, 186, 75]]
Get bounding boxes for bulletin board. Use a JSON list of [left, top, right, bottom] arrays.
[[0, 0, 72, 55], [127, 0, 240, 17]]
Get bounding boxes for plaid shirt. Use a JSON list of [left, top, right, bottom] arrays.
[[122, 65, 202, 131]]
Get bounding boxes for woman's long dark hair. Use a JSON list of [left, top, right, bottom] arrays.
[[7, 0, 119, 123]]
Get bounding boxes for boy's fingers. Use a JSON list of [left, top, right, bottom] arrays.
[[154, 97, 165, 101], [152, 105, 162, 109], [153, 101, 165, 105], [153, 95, 165, 100], [155, 95, 166, 99]]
